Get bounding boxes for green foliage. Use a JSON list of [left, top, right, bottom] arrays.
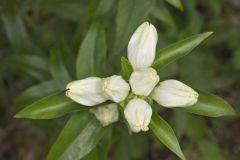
[[182, 90, 236, 117], [1, 0, 239, 159], [1, 54, 50, 80], [121, 57, 133, 80], [165, 0, 184, 11], [14, 92, 84, 119], [76, 22, 107, 79], [152, 32, 213, 70], [150, 112, 186, 160], [15, 80, 60, 108], [50, 47, 72, 88], [113, 0, 154, 55], [46, 112, 108, 160]]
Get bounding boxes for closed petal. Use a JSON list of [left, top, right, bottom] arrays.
[[66, 77, 107, 106], [129, 67, 160, 96], [102, 75, 130, 103], [151, 79, 199, 107], [124, 98, 152, 133], [128, 22, 158, 70], [91, 103, 119, 126]]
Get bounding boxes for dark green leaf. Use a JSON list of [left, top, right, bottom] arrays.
[[181, 90, 236, 117], [39, 0, 88, 22], [95, 26, 107, 77], [95, 0, 115, 17], [152, 32, 213, 70], [150, 112, 186, 160], [46, 112, 107, 160], [15, 80, 60, 109], [50, 47, 72, 88], [150, 1, 174, 27], [76, 22, 107, 79], [165, 0, 184, 11], [76, 23, 99, 79], [1, 0, 32, 51], [84, 127, 112, 160], [0, 54, 50, 81], [112, 128, 149, 160], [113, 0, 154, 55], [14, 92, 86, 119], [121, 57, 133, 80]]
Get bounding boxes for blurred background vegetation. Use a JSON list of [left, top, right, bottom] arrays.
[[0, 0, 240, 159]]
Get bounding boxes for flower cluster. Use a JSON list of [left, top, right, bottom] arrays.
[[66, 22, 198, 133]]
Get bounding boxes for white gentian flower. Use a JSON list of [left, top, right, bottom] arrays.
[[91, 104, 119, 126], [129, 67, 160, 96], [66, 77, 107, 106], [151, 79, 199, 107], [128, 22, 158, 70], [102, 75, 130, 103], [124, 98, 152, 133]]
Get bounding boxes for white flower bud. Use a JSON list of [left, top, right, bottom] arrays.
[[151, 79, 199, 107], [129, 67, 160, 96], [66, 77, 107, 106], [102, 75, 130, 103], [91, 103, 119, 126], [128, 22, 158, 70], [124, 98, 152, 133]]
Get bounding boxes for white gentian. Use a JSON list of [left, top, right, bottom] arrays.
[[128, 22, 158, 70], [91, 104, 119, 126], [129, 67, 160, 96], [102, 75, 130, 103], [151, 79, 199, 107], [124, 98, 152, 133], [66, 77, 107, 106]]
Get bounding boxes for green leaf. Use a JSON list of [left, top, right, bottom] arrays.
[[1, 0, 33, 51], [113, 0, 154, 55], [46, 112, 107, 160], [76, 22, 107, 79], [76, 23, 98, 79], [112, 128, 149, 160], [150, 112, 186, 160], [165, 0, 184, 11], [15, 80, 60, 109], [95, 0, 115, 17], [95, 26, 107, 77], [150, 1, 174, 27], [38, 0, 88, 22], [84, 127, 112, 160], [50, 47, 72, 88], [121, 57, 133, 80], [0, 54, 50, 81], [14, 92, 86, 119], [152, 32, 213, 70], [181, 90, 236, 117]]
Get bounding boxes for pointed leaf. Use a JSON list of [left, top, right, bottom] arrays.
[[76, 23, 98, 79], [121, 57, 133, 80], [76, 22, 107, 79], [46, 112, 107, 160], [165, 0, 184, 11], [152, 32, 213, 70], [14, 92, 86, 119], [150, 1, 174, 27], [150, 112, 186, 160], [0, 54, 50, 81], [84, 127, 112, 160], [181, 90, 236, 117], [50, 47, 72, 88], [15, 81, 59, 108], [113, 0, 154, 55]]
